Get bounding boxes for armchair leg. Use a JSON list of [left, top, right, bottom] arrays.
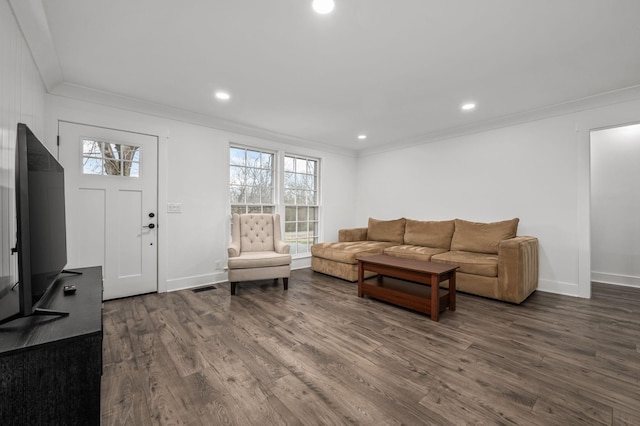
[[283, 277, 288, 291], [231, 282, 237, 295]]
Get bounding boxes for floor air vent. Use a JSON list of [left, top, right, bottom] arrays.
[[192, 285, 217, 293]]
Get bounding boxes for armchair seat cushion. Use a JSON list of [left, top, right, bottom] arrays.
[[228, 251, 291, 269], [431, 250, 498, 277]]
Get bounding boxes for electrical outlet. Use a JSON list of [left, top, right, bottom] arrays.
[[215, 260, 222, 270]]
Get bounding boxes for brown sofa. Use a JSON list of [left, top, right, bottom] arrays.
[[311, 217, 539, 304]]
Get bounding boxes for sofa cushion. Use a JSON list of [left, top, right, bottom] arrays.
[[403, 219, 455, 249], [367, 218, 406, 243], [383, 245, 448, 262], [431, 251, 499, 277], [450, 218, 519, 254], [311, 241, 396, 264]]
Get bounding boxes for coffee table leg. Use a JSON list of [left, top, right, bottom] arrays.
[[430, 274, 439, 322], [449, 271, 456, 311], [357, 261, 364, 297]]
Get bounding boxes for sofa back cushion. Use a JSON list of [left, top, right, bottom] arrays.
[[450, 218, 519, 254], [367, 218, 406, 243], [403, 219, 455, 249]]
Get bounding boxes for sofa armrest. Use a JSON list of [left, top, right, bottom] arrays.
[[497, 236, 539, 303], [274, 239, 291, 254], [228, 242, 241, 258], [338, 227, 368, 242]]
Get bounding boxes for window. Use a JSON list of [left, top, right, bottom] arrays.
[[82, 140, 140, 177], [284, 155, 319, 255], [229, 146, 321, 256], [229, 146, 275, 214]]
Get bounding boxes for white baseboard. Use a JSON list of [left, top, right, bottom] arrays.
[[536, 278, 583, 298], [591, 271, 640, 289], [164, 258, 311, 293], [166, 271, 228, 292]]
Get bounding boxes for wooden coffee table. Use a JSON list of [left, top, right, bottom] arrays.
[[357, 254, 458, 321]]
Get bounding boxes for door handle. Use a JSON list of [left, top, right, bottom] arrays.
[[143, 223, 156, 229]]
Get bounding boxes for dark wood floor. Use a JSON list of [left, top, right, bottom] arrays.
[[101, 269, 640, 425]]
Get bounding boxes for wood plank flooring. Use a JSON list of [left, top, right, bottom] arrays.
[[101, 269, 640, 425]]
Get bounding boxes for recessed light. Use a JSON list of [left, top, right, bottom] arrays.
[[357, 134, 367, 140], [215, 91, 230, 101], [461, 102, 476, 111], [312, 0, 335, 14]]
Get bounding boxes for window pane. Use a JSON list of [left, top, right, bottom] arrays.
[[230, 186, 245, 204], [83, 157, 103, 174], [108, 144, 121, 160], [309, 222, 318, 236], [284, 188, 295, 204], [246, 150, 260, 166], [230, 148, 245, 166], [297, 206, 308, 222], [304, 175, 315, 191], [104, 159, 120, 176], [309, 207, 318, 220], [284, 172, 295, 188], [246, 186, 260, 204], [123, 161, 139, 177], [260, 169, 273, 187], [261, 153, 272, 169], [83, 140, 102, 157], [284, 156, 295, 172], [231, 205, 246, 215], [248, 205, 262, 213], [306, 160, 316, 175], [230, 166, 246, 185], [262, 206, 274, 214], [261, 186, 274, 204], [285, 206, 296, 222], [285, 222, 296, 233], [295, 158, 306, 173]]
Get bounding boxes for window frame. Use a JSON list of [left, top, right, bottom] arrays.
[[81, 138, 141, 178], [283, 154, 320, 256], [228, 144, 321, 258]]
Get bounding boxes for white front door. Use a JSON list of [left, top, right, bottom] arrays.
[[59, 121, 158, 300]]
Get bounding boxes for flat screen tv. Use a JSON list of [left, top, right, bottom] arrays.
[[0, 123, 69, 325]]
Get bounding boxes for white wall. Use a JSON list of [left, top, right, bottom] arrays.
[[45, 95, 357, 293], [0, 0, 47, 299], [590, 123, 640, 288], [356, 97, 640, 298]]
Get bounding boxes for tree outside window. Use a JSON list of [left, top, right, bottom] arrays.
[[229, 146, 275, 214]]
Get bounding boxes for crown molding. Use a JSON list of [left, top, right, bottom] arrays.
[[9, 0, 63, 91], [49, 82, 357, 157], [358, 85, 640, 157]]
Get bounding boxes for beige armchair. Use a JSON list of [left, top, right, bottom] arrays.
[[227, 213, 291, 295]]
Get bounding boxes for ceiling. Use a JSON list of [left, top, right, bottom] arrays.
[[12, 0, 640, 154]]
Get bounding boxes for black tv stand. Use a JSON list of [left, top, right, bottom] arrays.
[[32, 307, 70, 317], [0, 307, 69, 326], [61, 269, 83, 276], [0, 266, 102, 424]]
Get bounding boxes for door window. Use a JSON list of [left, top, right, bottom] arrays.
[[82, 140, 140, 177]]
